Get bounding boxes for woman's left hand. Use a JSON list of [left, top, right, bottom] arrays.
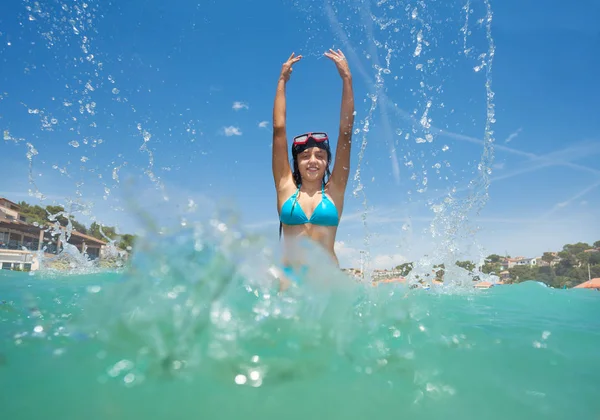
[[324, 49, 352, 80]]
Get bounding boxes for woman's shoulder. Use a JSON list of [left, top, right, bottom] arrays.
[[277, 177, 298, 198], [325, 179, 345, 196]]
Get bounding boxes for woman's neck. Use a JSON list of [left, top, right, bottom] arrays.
[[299, 179, 322, 195]]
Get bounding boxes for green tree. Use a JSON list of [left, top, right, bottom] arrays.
[[485, 254, 503, 263], [17, 202, 49, 226], [541, 252, 555, 265], [433, 263, 445, 281], [89, 222, 116, 241], [555, 257, 575, 277], [456, 260, 476, 272], [563, 242, 590, 256], [541, 252, 556, 277], [576, 252, 590, 266], [482, 261, 503, 274], [557, 251, 576, 266], [394, 262, 414, 277], [594, 240, 600, 248], [117, 234, 136, 251], [508, 265, 537, 283], [71, 219, 88, 234], [45, 205, 69, 226], [589, 252, 600, 266], [553, 276, 575, 288]]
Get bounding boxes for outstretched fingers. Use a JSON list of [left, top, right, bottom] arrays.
[[287, 52, 303, 64], [324, 48, 346, 61]]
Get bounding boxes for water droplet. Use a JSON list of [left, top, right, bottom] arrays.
[[69, 140, 79, 148], [87, 285, 101, 293], [431, 204, 443, 213]]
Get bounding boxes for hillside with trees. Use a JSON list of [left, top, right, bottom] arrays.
[[394, 240, 600, 289]]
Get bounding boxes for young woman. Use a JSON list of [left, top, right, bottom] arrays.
[[271, 49, 354, 287]]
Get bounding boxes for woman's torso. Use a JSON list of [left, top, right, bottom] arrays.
[[278, 183, 343, 265]]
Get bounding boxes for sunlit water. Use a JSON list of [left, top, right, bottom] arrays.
[[1, 225, 599, 419]]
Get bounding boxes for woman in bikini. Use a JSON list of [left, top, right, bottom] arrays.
[[271, 49, 354, 287]]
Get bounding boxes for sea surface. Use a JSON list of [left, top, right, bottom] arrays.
[[1, 234, 599, 420]]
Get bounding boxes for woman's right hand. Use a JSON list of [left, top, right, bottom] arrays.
[[280, 52, 302, 82]]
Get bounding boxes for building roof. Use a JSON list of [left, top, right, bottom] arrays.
[[0, 220, 106, 246], [0, 197, 21, 208], [0, 219, 43, 234], [68, 229, 107, 246], [574, 278, 600, 289]]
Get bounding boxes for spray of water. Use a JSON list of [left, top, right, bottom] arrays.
[[295, 0, 497, 285]]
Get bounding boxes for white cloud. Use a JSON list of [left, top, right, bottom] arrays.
[[223, 126, 242, 136], [258, 121, 269, 128], [334, 240, 364, 268], [492, 162, 505, 170], [504, 128, 522, 143], [232, 101, 249, 111], [334, 240, 408, 269], [372, 253, 408, 269]]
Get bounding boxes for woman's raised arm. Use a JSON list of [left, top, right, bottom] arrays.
[[272, 53, 302, 190], [325, 49, 354, 191]]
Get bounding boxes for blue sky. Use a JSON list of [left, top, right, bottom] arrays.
[[1, 0, 599, 268]]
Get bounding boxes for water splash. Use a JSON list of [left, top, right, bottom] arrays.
[[422, 0, 497, 285], [298, 0, 497, 282]]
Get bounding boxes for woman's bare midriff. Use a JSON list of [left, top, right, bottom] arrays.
[[281, 223, 339, 267]]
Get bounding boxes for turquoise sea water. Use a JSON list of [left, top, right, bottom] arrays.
[[1, 231, 599, 420]]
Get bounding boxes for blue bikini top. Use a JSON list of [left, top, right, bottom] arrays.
[[280, 184, 339, 227]]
